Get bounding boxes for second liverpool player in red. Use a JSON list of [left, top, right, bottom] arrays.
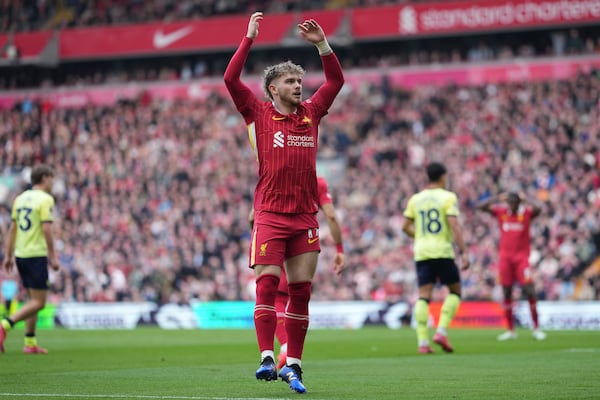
[[477, 192, 547, 341]]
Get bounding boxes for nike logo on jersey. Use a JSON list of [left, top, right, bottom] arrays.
[[272, 116, 286, 120], [308, 237, 319, 244], [153, 26, 194, 49]]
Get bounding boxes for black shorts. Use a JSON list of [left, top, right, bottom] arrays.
[[415, 258, 460, 287], [16, 257, 50, 290]]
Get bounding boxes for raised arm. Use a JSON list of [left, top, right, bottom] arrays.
[[519, 191, 544, 218], [298, 19, 344, 110], [223, 12, 262, 112], [476, 193, 506, 214]]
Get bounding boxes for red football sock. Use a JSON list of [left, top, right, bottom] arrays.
[[254, 274, 279, 353], [528, 298, 539, 329], [275, 271, 289, 346], [275, 292, 289, 346], [285, 281, 311, 360], [503, 298, 514, 331]]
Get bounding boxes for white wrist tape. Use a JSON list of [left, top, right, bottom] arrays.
[[315, 39, 332, 55]]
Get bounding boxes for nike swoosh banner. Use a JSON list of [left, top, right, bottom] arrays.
[[59, 13, 295, 59], [0, 31, 52, 59]]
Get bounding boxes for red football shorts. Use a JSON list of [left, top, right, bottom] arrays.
[[249, 210, 320, 268], [497, 253, 533, 286]]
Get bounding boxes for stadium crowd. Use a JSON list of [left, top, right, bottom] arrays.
[[1, 66, 599, 305]]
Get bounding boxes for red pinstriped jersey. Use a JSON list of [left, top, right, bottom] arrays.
[[225, 37, 344, 214]]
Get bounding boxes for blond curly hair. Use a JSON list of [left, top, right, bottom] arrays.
[[263, 61, 305, 100]]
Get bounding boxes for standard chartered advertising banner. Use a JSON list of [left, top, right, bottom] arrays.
[[50, 301, 600, 330]]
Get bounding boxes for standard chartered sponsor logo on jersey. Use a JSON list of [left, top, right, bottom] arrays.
[[502, 222, 524, 231], [287, 134, 315, 147]]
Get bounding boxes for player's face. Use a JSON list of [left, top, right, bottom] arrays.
[[271, 73, 302, 107], [507, 196, 520, 211]]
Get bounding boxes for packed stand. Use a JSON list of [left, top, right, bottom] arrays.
[[2, 0, 419, 33], [0, 70, 599, 305]]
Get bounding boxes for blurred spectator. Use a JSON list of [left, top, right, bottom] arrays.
[[565, 29, 585, 54]]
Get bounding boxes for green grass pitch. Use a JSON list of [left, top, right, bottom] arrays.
[[0, 327, 598, 399]]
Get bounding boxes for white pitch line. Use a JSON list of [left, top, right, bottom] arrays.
[[0, 394, 294, 400], [564, 348, 600, 353]]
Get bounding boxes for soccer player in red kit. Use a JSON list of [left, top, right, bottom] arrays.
[[249, 176, 346, 369], [477, 192, 547, 341], [224, 12, 344, 393]]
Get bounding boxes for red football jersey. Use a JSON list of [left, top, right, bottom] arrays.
[[225, 37, 344, 214], [491, 204, 534, 256]]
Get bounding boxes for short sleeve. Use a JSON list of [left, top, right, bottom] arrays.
[[39, 195, 55, 222], [445, 193, 459, 217], [403, 196, 415, 219], [10, 200, 18, 221]]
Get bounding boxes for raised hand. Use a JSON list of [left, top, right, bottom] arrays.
[[247, 12, 263, 39], [298, 19, 325, 44]]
